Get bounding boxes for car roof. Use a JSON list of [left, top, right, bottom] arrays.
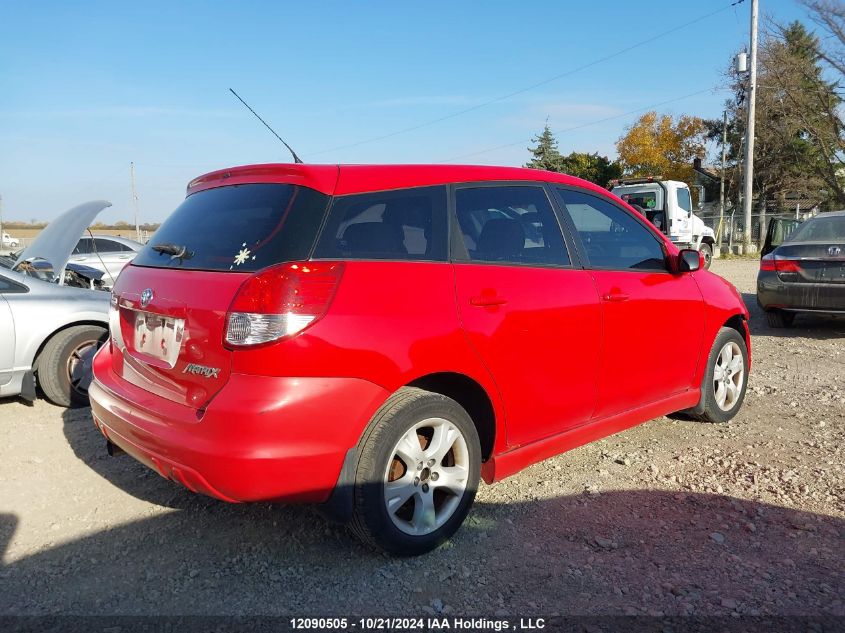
[[186, 163, 613, 198]]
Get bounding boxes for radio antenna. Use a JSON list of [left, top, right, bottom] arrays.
[[229, 88, 303, 163]]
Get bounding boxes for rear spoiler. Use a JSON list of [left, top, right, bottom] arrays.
[[187, 164, 339, 197]]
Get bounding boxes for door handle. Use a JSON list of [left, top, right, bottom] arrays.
[[470, 296, 508, 307], [602, 292, 629, 302]]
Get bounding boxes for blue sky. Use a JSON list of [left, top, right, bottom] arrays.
[[1, 0, 811, 223]]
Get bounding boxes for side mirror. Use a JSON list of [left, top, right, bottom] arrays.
[[678, 249, 702, 272], [696, 185, 705, 210]]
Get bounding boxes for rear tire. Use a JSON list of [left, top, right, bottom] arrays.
[[37, 325, 107, 408], [766, 309, 795, 328], [694, 327, 749, 423], [699, 242, 714, 270], [350, 387, 481, 555]]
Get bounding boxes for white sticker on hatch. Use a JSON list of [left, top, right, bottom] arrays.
[[233, 242, 251, 266]]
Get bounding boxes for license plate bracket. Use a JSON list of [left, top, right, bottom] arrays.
[[132, 311, 185, 368]]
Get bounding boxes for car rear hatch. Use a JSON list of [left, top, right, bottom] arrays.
[[109, 180, 332, 409], [767, 242, 845, 284]]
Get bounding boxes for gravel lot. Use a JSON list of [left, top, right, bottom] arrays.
[[1, 259, 842, 616]]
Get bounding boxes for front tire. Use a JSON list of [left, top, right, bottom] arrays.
[[694, 327, 749, 423], [699, 242, 713, 270], [37, 325, 107, 407], [350, 387, 481, 555]]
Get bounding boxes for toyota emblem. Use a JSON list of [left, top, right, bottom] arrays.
[[828, 246, 842, 257], [140, 288, 154, 308]]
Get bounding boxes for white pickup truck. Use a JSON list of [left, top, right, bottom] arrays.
[[610, 178, 716, 269], [1, 232, 20, 248]]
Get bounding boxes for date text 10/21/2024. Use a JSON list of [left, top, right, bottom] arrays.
[[289, 617, 547, 631]]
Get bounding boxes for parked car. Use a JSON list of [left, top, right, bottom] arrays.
[[1, 201, 112, 407], [758, 210, 845, 327], [2, 232, 20, 248], [69, 235, 142, 287], [90, 164, 751, 555], [760, 216, 802, 257]]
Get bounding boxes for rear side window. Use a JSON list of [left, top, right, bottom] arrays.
[[132, 184, 329, 271], [314, 186, 447, 261], [73, 238, 92, 255], [93, 238, 132, 253], [454, 185, 570, 266], [557, 188, 667, 271]]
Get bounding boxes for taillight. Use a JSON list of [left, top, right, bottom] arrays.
[[225, 261, 344, 347], [775, 259, 801, 273], [760, 254, 776, 271], [760, 255, 800, 273]]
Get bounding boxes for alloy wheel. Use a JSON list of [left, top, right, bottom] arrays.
[[713, 341, 744, 411], [383, 418, 470, 536]]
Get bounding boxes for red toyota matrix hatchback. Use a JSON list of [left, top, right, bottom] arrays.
[[90, 164, 750, 554]]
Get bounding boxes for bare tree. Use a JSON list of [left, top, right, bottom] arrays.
[[800, 0, 845, 77]]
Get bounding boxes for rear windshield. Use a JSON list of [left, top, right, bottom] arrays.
[[619, 191, 657, 210], [787, 214, 845, 242], [132, 184, 330, 272]]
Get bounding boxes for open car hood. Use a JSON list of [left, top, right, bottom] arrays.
[[14, 200, 112, 280]]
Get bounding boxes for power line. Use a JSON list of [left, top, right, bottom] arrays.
[[437, 87, 728, 163], [309, 0, 745, 157]]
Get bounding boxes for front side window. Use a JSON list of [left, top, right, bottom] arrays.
[[454, 185, 569, 266], [557, 188, 667, 271], [676, 188, 692, 213], [0, 273, 28, 293], [314, 186, 447, 261]]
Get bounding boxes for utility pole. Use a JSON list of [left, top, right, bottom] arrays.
[[718, 110, 727, 250], [130, 162, 141, 243], [742, 0, 759, 253], [0, 194, 4, 252]]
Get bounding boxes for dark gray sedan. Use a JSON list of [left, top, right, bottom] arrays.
[[757, 210, 845, 327]]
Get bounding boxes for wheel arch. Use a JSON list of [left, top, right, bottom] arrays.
[[407, 371, 497, 462], [723, 313, 750, 352], [688, 312, 750, 417], [31, 319, 109, 373], [318, 371, 499, 524]]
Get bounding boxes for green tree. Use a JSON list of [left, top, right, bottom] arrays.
[[714, 20, 844, 208], [559, 151, 622, 186], [766, 20, 844, 206], [525, 123, 563, 171]]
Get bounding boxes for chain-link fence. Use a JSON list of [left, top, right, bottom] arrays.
[[699, 208, 811, 250]]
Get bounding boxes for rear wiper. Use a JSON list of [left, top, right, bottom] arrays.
[[151, 243, 194, 261]]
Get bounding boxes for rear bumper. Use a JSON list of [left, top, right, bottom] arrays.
[[757, 272, 845, 313], [89, 346, 389, 503]]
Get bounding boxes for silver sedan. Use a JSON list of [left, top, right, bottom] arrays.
[[0, 268, 108, 407], [0, 201, 112, 407]]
